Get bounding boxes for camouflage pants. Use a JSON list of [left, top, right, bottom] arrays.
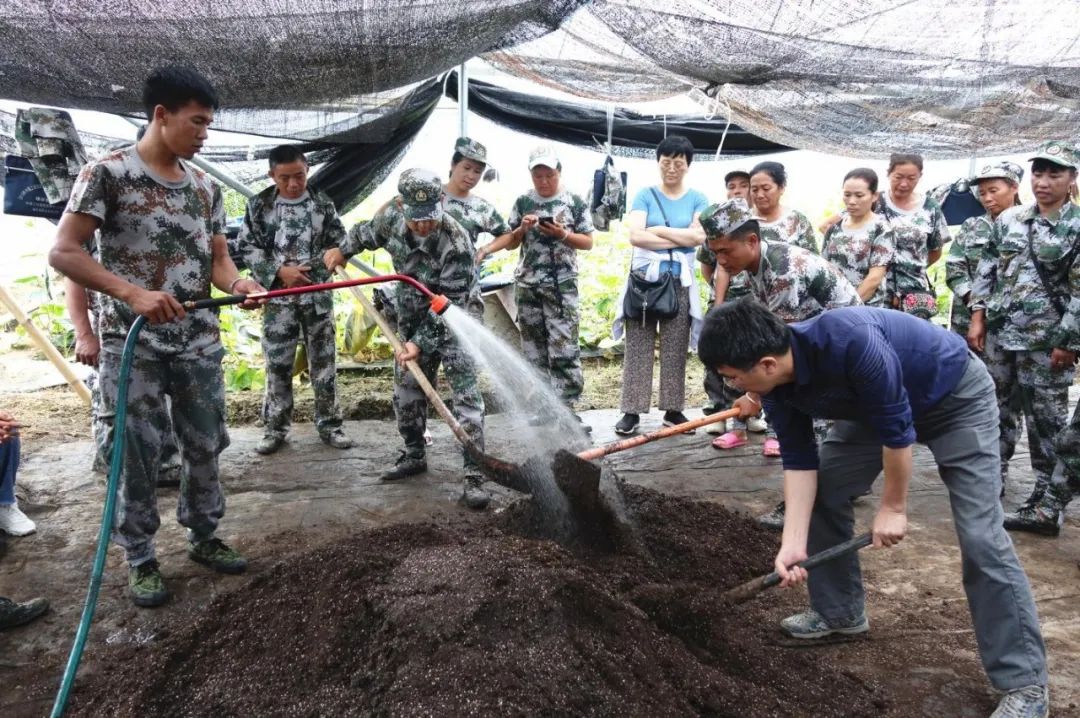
[[1049, 395, 1080, 504], [260, 302, 342, 438], [515, 281, 583, 405], [393, 338, 484, 470], [983, 339, 1075, 492], [89, 369, 180, 474], [97, 350, 229, 566], [977, 333, 1025, 483]]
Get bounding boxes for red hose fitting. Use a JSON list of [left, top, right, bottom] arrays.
[[429, 295, 450, 315]]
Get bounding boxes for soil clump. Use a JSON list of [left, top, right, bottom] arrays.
[[68, 486, 885, 717]]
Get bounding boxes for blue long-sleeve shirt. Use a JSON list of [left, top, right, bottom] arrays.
[[762, 307, 970, 470]]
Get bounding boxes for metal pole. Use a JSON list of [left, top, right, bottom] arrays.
[[458, 63, 469, 137], [121, 116, 254, 198], [968, 154, 977, 178]]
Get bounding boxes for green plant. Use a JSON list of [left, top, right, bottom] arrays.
[[11, 272, 76, 355]]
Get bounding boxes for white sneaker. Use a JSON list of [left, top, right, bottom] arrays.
[[991, 685, 1049, 718], [0, 503, 36, 536], [705, 413, 726, 435], [747, 416, 768, 433]]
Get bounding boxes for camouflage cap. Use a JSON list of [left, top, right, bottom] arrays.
[[397, 168, 443, 222], [970, 161, 1024, 189], [700, 199, 755, 239], [455, 136, 487, 164], [527, 144, 560, 170], [1029, 140, 1080, 169]]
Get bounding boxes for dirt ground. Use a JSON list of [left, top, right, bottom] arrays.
[[0, 378, 1078, 716]]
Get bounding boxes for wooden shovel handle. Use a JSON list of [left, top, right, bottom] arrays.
[[576, 408, 742, 462]]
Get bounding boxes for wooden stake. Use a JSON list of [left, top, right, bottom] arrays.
[[0, 283, 92, 405]]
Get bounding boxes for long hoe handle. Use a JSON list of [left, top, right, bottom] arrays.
[[722, 532, 874, 604], [333, 268, 476, 450], [577, 407, 742, 462]]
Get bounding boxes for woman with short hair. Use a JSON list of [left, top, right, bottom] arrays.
[[748, 161, 818, 253], [613, 135, 708, 436]]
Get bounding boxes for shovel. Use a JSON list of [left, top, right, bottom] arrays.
[[334, 268, 533, 494], [550, 408, 742, 506], [722, 532, 873, 604]]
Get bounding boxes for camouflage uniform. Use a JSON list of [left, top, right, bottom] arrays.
[[757, 207, 819, 254], [702, 200, 862, 442], [507, 188, 594, 405], [82, 241, 183, 477], [14, 107, 87, 204], [237, 186, 347, 440], [821, 215, 894, 307], [877, 192, 950, 317], [340, 171, 485, 470], [65, 146, 230, 566], [972, 181, 1080, 502], [947, 211, 1024, 482]]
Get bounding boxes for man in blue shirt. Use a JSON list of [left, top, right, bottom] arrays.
[[698, 299, 1049, 718]]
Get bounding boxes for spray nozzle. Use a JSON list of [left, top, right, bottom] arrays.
[[429, 295, 450, 315]]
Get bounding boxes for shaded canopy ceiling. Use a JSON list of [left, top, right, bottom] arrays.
[[1, 1, 1077, 158]]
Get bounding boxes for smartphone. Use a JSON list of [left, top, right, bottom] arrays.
[[537, 215, 556, 225]]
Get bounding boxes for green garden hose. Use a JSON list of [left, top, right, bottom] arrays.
[[50, 315, 146, 718]]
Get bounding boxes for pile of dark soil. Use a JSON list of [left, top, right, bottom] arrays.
[[68, 486, 886, 717]]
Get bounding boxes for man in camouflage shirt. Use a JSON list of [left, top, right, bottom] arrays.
[[702, 198, 862, 530], [326, 169, 490, 509], [476, 145, 594, 426], [971, 141, 1080, 536], [702, 200, 862, 324], [946, 162, 1025, 489], [237, 145, 354, 455], [50, 66, 264, 607]]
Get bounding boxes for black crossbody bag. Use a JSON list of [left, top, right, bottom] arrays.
[[623, 188, 680, 324]]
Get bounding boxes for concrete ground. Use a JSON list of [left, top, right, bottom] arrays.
[[1, 408, 1078, 716]]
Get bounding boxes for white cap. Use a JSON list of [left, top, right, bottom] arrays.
[[527, 145, 560, 170]]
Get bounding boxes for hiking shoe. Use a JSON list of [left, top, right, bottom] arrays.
[[663, 411, 695, 434], [254, 434, 285, 455], [0, 503, 36, 536], [380, 452, 427, 481], [0, 596, 49, 630], [704, 409, 726, 435], [1003, 498, 1064, 537], [614, 413, 640, 436], [128, 560, 168, 608], [747, 415, 768, 433], [757, 501, 785, 531], [991, 685, 1049, 718], [321, 428, 355, 450], [461, 474, 491, 510], [188, 538, 248, 574], [780, 609, 869, 639]]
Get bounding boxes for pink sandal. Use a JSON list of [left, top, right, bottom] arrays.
[[763, 438, 781, 457], [712, 431, 748, 450]]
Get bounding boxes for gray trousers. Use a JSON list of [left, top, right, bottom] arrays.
[[620, 286, 691, 414], [808, 354, 1046, 691]]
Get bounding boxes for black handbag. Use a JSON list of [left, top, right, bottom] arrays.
[[3, 155, 65, 221], [623, 188, 680, 323]]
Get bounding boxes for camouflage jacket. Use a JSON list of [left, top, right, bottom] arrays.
[[65, 146, 225, 359], [877, 192, 950, 297], [821, 215, 894, 307], [236, 186, 346, 314], [697, 207, 817, 266], [340, 199, 482, 355], [757, 208, 819, 254], [945, 213, 993, 335], [733, 239, 862, 323], [443, 192, 509, 246], [507, 189, 594, 286], [972, 202, 1080, 351], [15, 107, 87, 205]]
